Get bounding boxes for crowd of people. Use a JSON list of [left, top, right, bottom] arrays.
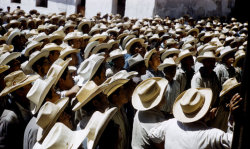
[[0, 6, 248, 149]]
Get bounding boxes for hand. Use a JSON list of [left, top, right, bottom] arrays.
[[209, 107, 218, 120], [227, 93, 243, 114], [65, 85, 80, 98]]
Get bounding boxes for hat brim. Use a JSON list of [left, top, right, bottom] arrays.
[[59, 49, 80, 59], [0, 65, 10, 74], [233, 54, 245, 67], [173, 88, 212, 123], [0, 52, 21, 65], [26, 51, 49, 72], [219, 48, 237, 59], [37, 97, 69, 143], [219, 83, 241, 97], [0, 74, 39, 97], [158, 63, 176, 71], [103, 79, 129, 96], [196, 56, 220, 63], [132, 77, 168, 111], [176, 52, 194, 64]]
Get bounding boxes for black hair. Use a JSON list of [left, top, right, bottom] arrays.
[[92, 63, 105, 79], [32, 57, 46, 73]]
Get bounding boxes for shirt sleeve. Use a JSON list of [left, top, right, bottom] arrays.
[[148, 121, 167, 144]]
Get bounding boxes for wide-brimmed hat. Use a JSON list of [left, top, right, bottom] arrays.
[[132, 77, 168, 111], [219, 78, 241, 97], [72, 81, 108, 111], [91, 43, 111, 55], [187, 28, 199, 35], [103, 77, 130, 96], [46, 58, 71, 86], [0, 52, 21, 65], [122, 35, 136, 49], [128, 54, 144, 68], [182, 43, 194, 50], [106, 48, 126, 62], [88, 33, 107, 43], [21, 50, 49, 74], [234, 50, 245, 67], [23, 41, 43, 57], [111, 70, 138, 80], [63, 21, 76, 31], [219, 46, 237, 59], [27, 75, 57, 114], [144, 49, 157, 68], [166, 38, 177, 46], [64, 32, 81, 41], [33, 32, 49, 42], [77, 20, 91, 32], [6, 20, 21, 29], [176, 49, 194, 63], [84, 41, 99, 59], [158, 58, 177, 71], [196, 51, 219, 62], [84, 107, 118, 149], [49, 30, 66, 42], [173, 88, 213, 123], [200, 32, 214, 41], [7, 29, 21, 45], [36, 97, 69, 142], [34, 122, 89, 149], [161, 48, 180, 61], [0, 65, 10, 74], [77, 54, 105, 84], [41, 43, 63, 52], [0, 70, 39, 97], [125, 38, 144, 54], [0, 44, 14, 53], [59, 46, 80, 59]]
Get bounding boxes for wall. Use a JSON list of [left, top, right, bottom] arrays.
[[85, 0, 117, 18], [0, 0, 76, 16], [124, 0, 155, 18]]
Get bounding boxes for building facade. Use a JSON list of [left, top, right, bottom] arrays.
[[0, 0, 236, 18]]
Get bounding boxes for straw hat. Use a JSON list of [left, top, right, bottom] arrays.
[[33, 122, 89, 149], [122, 35, 136, 49], [46, 58, 71, 86], [161, 48, 180, 61], [173, 88, 213, 123], [21, 50, 49, 74], [219, 46, 236, 59], [0, 70, 39, 97], [187, 28, 199, 35], [234, 50, 245, 67], [77, 20, 91, 32], [200, 32, 214, 41], [88, 33, 107, 43], [85, 107, 118, 149], [33, 32, 49, 42], [132, 77, 168, 111], [166, 38, 177, 45], [0, 44, 14, 55], [144, 49, 157, 68], [158, 58, 177, 71], [128, 54, 144, 68], [49, 30, 66, 42], [72, 81, 108, 111], [125, 38, 144, 54], [219, 78, 241, 97], [36, 97, 69, 142], [0, 65, 10, 74], [63, 32, 80, 41], [196, 51, 219, 62], [23, 41, 43, 57], [176, 49, 194, 63], [59, 46, 80, 59], [111, 70, 138, 80], [6, 20, 20, 29], [0, 52, 21, 65], [7, 29, 21, 45], [78, 54, 105, 84], [91, 43, 111, 55], [63, 21, 76, 31], [103, 77, 130, 96], [41, 43, 63, 52], [182, 43, 194, 50], [106, 48, 126, 62], [84, 41, 99, 59], [27, 75, 57, 114]]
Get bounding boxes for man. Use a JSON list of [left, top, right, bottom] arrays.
[[131, 77, 169, 149], [214, 46, 237, 86], [175, 49, 195, 92], [158, 58, 180, 114], [191, 51, 221, 107], [149, 88, 242, 149]]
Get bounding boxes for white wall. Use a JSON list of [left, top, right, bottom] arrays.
[[85, 0, 117, 18], [0, 0, 76, 16], [124, 0, 155, 18]]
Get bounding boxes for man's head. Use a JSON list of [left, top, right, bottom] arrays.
[[57, 68, 74, 90]]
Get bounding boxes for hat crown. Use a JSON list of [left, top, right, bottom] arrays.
[[180, 89, 205, 114], [222, 78, 239, 91], [128, 54, 144, 68], [36, 101, 58, 128], [4, 70, 28, 87], [137, 79, 160, 103]]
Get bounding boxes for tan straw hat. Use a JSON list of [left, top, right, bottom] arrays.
[[0, 65, 10, 74], [173, 88, 213, 123], [59, 46, 80, 59], [144, 49, 157, 68], [0, 70, 39, 97], [23, 41, 43, 57], [196, 51, 219, 62], [106, 48, 126, 62], [161, 48, 180, 61], [132, 77, 168, 111], [234, 50, 245, 67], [41, 43, 63, 52], [176, 49, 194, 64], [36, 97, 69, 142], [0, 44, 14, 55], [158, 58, 177, 71], [0, 52, 21, 65], [219, 78, 241, 97], [33, 122, 89, 149]]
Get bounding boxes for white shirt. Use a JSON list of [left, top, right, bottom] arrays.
[[149, 118, 233, 149]]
